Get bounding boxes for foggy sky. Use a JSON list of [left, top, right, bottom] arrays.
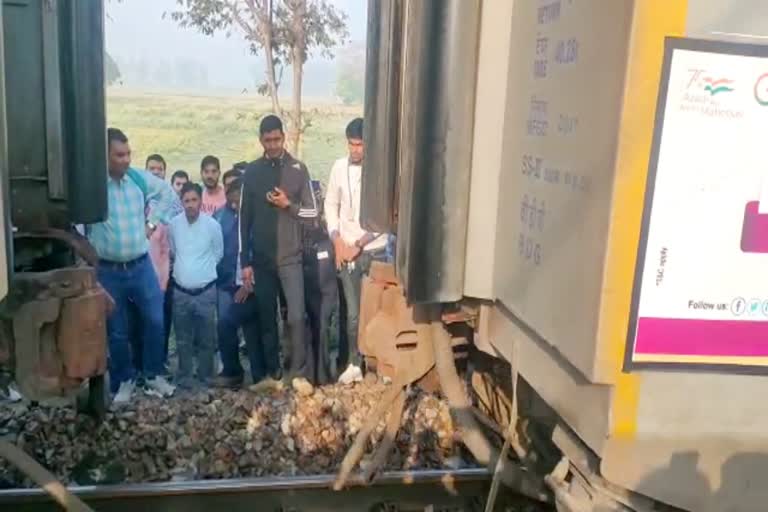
[[105, 0, 768, 95], [105, 0, 367, 96]]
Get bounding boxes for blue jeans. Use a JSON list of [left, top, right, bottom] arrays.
[[173, 286, 217, 383], [97, 255, 165, 393]]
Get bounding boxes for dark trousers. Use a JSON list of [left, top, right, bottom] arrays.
[[336, 276, 348, 372], [338, 249, 387, 367], [278, 262, 311, 381], [218, 270, 280, 382], [216, 286, 261, 358], [304, 239, 339, 385]]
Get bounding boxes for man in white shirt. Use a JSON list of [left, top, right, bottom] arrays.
[[324, 118, 388, 384], [169, 182, 224, 389]]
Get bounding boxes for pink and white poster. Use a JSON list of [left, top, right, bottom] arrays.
[[627, 38, 768, 371]]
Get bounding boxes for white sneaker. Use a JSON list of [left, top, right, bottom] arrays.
[[337, 364, 363, 385], [144, 376, 176, 397], [113, 380, 136, 404]]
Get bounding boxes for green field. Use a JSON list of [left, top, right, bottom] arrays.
[[106, 89, 362, 185]]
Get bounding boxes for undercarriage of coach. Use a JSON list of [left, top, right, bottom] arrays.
[[0, 230, 111, 413]]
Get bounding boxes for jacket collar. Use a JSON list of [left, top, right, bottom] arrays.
[[263, 150, 291, 167]]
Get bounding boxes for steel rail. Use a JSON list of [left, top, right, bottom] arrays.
[[0, 468, 493, 512]]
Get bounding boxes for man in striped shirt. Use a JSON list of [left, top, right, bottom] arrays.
[[126, 153, 177, 377], [240, 115, 318, 385], [87, 128, 177, 404]]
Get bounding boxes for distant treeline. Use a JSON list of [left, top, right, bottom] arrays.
[[110, 44, 364, 102]]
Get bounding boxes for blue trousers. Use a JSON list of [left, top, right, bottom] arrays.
[[97, 255, 165, 393]]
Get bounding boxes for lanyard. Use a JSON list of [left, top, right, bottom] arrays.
[[346, 162, 356, 222], [345, 161, 383, 247]]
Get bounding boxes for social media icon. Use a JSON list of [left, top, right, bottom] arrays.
[[762, 300, 768, 317], [749, 298, 762, 316], [732, 297, 746, 316]]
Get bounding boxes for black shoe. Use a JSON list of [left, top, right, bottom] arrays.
[[210, 374, 244, 389]]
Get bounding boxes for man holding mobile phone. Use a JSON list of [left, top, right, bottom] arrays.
[[239, 115, 318, 387], [324, 118, 387, 385]]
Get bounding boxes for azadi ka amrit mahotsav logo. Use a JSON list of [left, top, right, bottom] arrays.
[[702, 76, 734, 96]]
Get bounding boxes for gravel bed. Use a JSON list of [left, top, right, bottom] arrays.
[[0, 379, 470, 488]]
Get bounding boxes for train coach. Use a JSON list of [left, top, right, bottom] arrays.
[[359, 1, 768, 511]]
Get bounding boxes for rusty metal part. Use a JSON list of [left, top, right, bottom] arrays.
[[0, 441, 94, 512], [473, 356, 527, 466], [333, 376, 407, 491], [57, 289, 108, 379], [7, 266, 108, 401], [12, 296, 61, 398], [441, 302, 480, 328], [358, 261, 436, 383], [362, 389, 407, 484], [14, 229, 99, 267], [472, 368, 514, 432], [8, 267, 97, 306], [472, 406, 506, 440], [427, 305, 550, 503], [414, 367, 441, 393], [367, 260, 399, 285], [339, 277, 476, 491]]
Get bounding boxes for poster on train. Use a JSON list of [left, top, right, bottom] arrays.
[[627, 38, 768, 372]]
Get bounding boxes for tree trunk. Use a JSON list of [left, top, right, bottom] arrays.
[[290, 51, 303, 155], [288, 0, 306, 156], [261, 0, 281, 115], [264, 40, 281, 115]]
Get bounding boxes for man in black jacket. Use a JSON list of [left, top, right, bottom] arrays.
[[240, 115, 318, 385]]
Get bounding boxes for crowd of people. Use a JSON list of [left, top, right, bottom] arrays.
[[87, 115, 391, 404]]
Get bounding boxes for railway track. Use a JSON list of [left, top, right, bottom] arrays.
[[0, 468, 517, 512]]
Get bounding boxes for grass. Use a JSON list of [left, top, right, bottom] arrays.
[[107, 89, 362, 185]]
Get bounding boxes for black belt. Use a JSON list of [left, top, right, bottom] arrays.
[[99, 253, 148, 270], [173, 280, 217, 296]]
